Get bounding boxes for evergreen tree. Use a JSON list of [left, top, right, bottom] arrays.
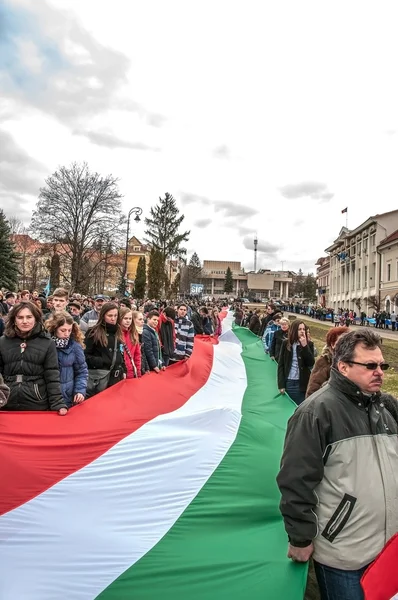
[[293, 268, 305, 297], [147, 248, 165, 299], [144, 193, 190, 264], [134, 256, 147, 299], [0, 210, 19, 291], [117, 275, 127, 296], [224, 266, 233, 294], [187, 252, 202, 286], [303, 273, 317, 302], [171, 272, 181, 297]]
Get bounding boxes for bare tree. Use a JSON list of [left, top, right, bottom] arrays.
[[31, 162, 124, 292]]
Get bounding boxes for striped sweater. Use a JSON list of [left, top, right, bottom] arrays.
[[173, 317, 195, 360]]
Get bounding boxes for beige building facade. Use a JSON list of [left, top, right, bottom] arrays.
[[315, 256, 330, 307], [379, 230, 398, 313], [325, 210, 398, 313]]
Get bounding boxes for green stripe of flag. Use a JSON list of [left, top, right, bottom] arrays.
[[97, 327, 307, 600]]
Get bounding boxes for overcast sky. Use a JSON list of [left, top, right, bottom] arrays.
[[2, 0, 398, 274]]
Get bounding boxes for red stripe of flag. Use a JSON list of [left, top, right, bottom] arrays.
[[0, 339, 215, 516]]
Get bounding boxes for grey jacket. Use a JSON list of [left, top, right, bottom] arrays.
[[277, 368, 398, 570], [80, 309, 100, 333]]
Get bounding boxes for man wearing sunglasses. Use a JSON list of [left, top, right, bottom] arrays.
[[277, 329, 398, 600]]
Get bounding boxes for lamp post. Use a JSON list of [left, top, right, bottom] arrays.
[[124, 207, 143, 288]]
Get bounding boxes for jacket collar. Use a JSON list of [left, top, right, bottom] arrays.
[[329, 368, 381, 406]]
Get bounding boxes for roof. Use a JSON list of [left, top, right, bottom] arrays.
[[378, 229, 398, 247]]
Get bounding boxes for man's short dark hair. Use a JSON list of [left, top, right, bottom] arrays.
[[147, 310, 159, 320], [178, 303, 187, 310], [333, 328, 382, 368], [53, 287, 69, 299]]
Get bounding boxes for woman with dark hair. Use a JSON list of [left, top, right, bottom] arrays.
[[85, 302, 126, 391], [45, 311, 88, 408], [119, 307, 141, 378], [277, 320, 315, 405], [0, 301, 67, 414], [305, 326, 349, 398]]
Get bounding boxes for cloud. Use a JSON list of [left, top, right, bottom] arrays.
[[242, 235, 279, 255], [213, 144, 231, 159], [237, 225, 255, 236], [194, 218, 212, 228], [74, 129, 159, 151], [0, 1, 163, 128], [213, 201, 258, 218], [279, 181, 334, 202], [0, 129, 46, 218], [180, 192, 211, 205], [181, 193, 258, 219]]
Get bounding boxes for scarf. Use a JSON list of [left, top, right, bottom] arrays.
[[52, 336, 70, 348], [136, 325, 143, 335]]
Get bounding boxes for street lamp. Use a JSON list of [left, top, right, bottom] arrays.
[[124, 207, 143, 285]]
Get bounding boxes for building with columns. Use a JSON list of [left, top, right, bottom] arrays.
[[201, 261, 248, 296], [315, 256, 330, 307], [200, 261, 292, 299], [247, 270, 292, 300], [378, 229, 398, 314], [325, 210, 398, 313]]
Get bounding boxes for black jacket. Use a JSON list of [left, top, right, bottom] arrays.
[[85, 324, 126, 386], [249, 314, 261, 335], [191, 311, 204, 335], [139, 333, 150, 374], [142, 324, 162, 370], [277, 339, 315, 392], [269, 329, 288, 362], [0, 323, 66, 411]]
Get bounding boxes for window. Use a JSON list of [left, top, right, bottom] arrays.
[[387, 263, 391, 282], [357, 242, 361, 255], [364, 265, 368, 286], [133, 246, 140, 251], [357, 268, 361, 288], [371, 234, 376, 248], [363, 238, 368, 253], [396, 261, 398, 280]]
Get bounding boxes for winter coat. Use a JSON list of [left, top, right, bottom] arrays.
[[139, 333, 150, 374], [56, 338, 88, 408], [174, 317, 195, 360], [262, 321, 280, 352], [269, 328, 288, 362], [142, 324, 163, 370], [0, 318, 4, 338], [122, 330, 141, 379], [277, 369, 398, 570], [306, 345, 333, 398], [80, 309, 100, 333], [0, 323, 66, 411], [157, 314, 175, 359], [190, 311, 204, 335], [202, 315, 213, 335], [234, 310, 244, 326], [213, 315, 222, 337], [0, 374, 10, 407], [84, 323, 126, 387], [259, 311, 279, 337], [249, 314, 261, 335], [277, 339, 315, 393]]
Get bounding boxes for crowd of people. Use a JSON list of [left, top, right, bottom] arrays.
[[0, 288, 228, 414]]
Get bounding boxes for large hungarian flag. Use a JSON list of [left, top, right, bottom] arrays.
[[0, 314, 307, 599]]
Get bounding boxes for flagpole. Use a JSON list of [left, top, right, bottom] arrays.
[[346, 209, 348, 229]]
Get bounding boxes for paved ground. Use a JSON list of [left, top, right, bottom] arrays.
[[285, 312, 398, 342]]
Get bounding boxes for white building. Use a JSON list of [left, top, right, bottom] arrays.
[[379, 229, 398, 314], [325, 210, 398, 313]]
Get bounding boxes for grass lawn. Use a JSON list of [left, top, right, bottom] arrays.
[[296, 318, 398, 397]]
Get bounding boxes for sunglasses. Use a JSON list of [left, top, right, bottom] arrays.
[[346, 361, 389, 371]]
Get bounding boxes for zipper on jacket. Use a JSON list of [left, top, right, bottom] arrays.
[[321, 494, 357, 542]]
